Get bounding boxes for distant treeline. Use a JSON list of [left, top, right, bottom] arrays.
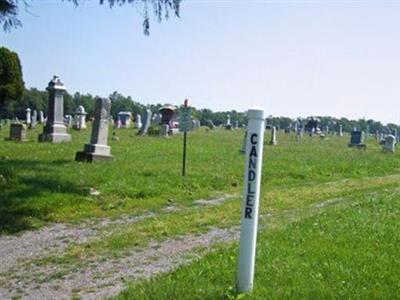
[[1, 87, 398, 133]]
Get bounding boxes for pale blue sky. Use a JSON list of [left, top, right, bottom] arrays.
[[1, 0, 399, 123]]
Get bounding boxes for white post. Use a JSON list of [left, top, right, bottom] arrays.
[[237, 108, 265, 293]]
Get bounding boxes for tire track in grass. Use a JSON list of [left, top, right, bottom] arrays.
[[0, 194, 237, 275], [0, 194, 353, 300]]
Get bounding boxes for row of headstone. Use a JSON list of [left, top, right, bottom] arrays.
[[348, 130, 397, 153], [24, 108, 45, 128]]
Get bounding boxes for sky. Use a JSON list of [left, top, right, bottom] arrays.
[[1, 0, 400, 124]]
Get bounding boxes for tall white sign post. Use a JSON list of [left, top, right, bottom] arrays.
[[237, 108, 266, 293]]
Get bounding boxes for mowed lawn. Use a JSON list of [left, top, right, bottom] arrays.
[[1, 123, 400, 299]]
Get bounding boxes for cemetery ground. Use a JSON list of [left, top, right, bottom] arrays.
[[0, 125, 399, 299]]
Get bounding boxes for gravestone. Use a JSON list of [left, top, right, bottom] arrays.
[[117, 111, 132, 128], [270, 126, 277, 145], [134, 114, 142, 129], [382, 135, 396, 153], [30, 110, 37, 129], [161, 124, 169, 137], [139, 109, 152, 135], [7, 123, 27, 141], [38, 76, 71, 143], [191, 119, 200, 130], [25, 108, 31, 125], [74, 105, 87, 130], [379, 133, 385, 144], [339, 125, 343, 137], [159, 105, 177, 125], [226, 114, 232, 130], [76, 97, 113, 162], [65, 115, 73, 127], [348, 130, 366, 148], [207, 120, 215, 130], [39, 111, 45, 123]]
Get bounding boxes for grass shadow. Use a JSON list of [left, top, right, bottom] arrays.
[[0, 158, 84, 234]]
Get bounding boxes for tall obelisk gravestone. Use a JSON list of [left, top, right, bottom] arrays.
[[75, 97, 113, 162], [38, 76, 71, 143]]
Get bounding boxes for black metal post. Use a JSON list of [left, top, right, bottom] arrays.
[[182, 131, 187, 176]]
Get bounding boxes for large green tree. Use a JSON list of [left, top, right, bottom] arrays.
[[0, 0, 181, 34], [0, 47, 24, 118]]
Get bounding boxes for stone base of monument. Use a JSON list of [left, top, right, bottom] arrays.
[[75, 144, 113, 162], [38, 133, 72, 143], [348, 143, 367, 149]]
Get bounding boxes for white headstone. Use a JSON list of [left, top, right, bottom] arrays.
[[39, 111, 44, 123], [25, 108, 31, 125], [134, 114, 142, 129], [74, 105, 87, 130], [383, 135, 396, 153], [270, 126, 277, 145]]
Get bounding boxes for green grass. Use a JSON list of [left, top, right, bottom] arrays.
[[0, 124, 244, 233], [117, 188, 400, 300], [1, 124, 399, 234]]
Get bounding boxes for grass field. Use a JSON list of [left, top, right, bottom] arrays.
[[0, 123, 399, 299]]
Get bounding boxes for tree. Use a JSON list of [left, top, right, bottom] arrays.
[[0, 0, 181, 34], [0, 47, 24, 118]]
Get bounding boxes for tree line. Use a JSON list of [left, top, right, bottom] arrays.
[[2, 86, 398, 134], [1, 47, 398, 133]]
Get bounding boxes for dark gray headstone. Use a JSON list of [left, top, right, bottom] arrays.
[[8, 123, 27, 141], [348, 130, 366, 148]]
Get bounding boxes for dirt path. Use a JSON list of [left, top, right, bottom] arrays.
[[0, 194, 238, 299], [0, 194, 351, 300], [0, 227, 240, 300], [0, 194, 237, 275]]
